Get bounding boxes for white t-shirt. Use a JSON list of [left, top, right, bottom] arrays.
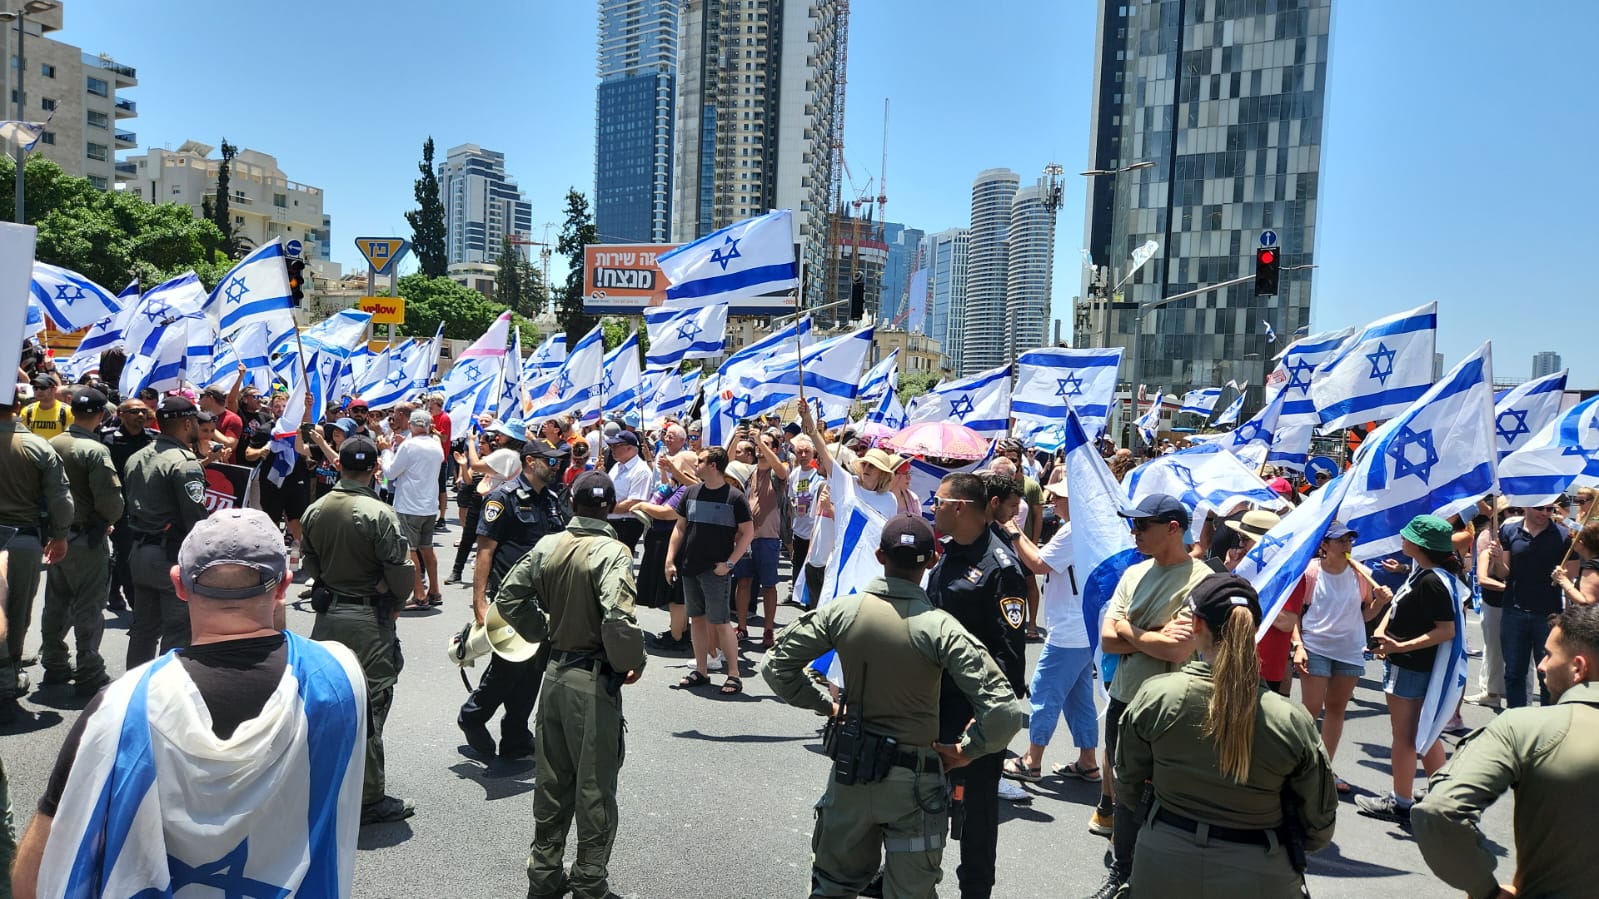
[[788, 465, 822, 540], [807, 514, 835, 569], [608, 453, 654, 519], [1037, 523, 1087, 648], [386, 435, 444, 516], [829, 463, 899, 521], [1298, 562, 1368, 666]]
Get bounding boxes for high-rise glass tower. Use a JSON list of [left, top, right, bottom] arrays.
[[1007, 183, 1056, 356], [879, 222, 925, 324], [1080, 0, 1332, 397], [595, 0, 677, 244], [962, 169, 1019, 376], [1531, 351, 1562, 379], [925, 228, 969, 376], [439, 144, 533, 266]]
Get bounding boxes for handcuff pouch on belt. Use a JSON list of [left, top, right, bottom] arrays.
[[553, 648, 627, 698], [822, 665, 899, 786]]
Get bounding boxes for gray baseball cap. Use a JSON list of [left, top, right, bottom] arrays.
[[177, 508, 289, 600]]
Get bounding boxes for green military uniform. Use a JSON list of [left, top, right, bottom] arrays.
[[495, 516, 645, 899], [300, 477, 416, 809], [0, 419, 74, 700], [1412, 680, 1599, 898], [1115, 661, 1337, 898], [762, 576, 1027, 899], [121, 432, 207, 665], [41, 424, 123, 689]]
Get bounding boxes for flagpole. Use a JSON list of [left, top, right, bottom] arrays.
[[1557, 491, 1599, 568], [1347, 553, 1382, 592]]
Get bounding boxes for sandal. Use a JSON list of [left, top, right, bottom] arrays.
[[1052, 761, 1102, 783], [427, 593, 443, 607], [720, 676, 743, 695], [761, 629, 775, 650], [677, 671, 711, 689], [402, 599, 429, 611], [1002, 758, 1043, 783]]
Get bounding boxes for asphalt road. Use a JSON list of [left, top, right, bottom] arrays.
[[3, 525, 1517, 898]]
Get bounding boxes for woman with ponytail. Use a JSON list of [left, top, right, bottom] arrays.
[[1114, 573, 1337, 898]]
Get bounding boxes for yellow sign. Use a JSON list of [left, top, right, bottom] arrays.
[[353, 237, 410, 275], [358, 296, 406, 325]]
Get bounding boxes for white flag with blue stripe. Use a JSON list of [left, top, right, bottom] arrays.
[[57, 281, 135, 382], [1216, 386, 1284, 469], [184, 319, 219, 388], [644, 302, 727, 366], [125, 272, 207, 359], [1135, 392, 1164, 445], [529, 323, 605, 422], [30, 261, 123, 332], [23, 294, 44, 339], [438, 312, 511, 433], [1310, 302, 1438, 429], [355, 341, 414, 408], [857, 351, 898, 403], [1497, 393, 1599, 507], [119, 320, 188, 396], [1212, 381, 1247, 426], [1062, 403, 1141, 656], [1339, 342, 1497, 562], [209, 321, 275, 393], [300, 309, 372, 359], [741, 325, 873, 427], [601, 330, 644, 418], [907, 363, 1012, 439], [645, 367, 699, 426], [209, 239, 296, 335], [656, 209, 798, 308], [705, 317, 812, 446], [1415, 571, 1471, 755], [1011, 347, 1121, 439], [864, 386, 907, 431], [1125, 443, 1287, 544], [1177, 387, 1223, 419], [528, 332, 566, 373], [501, 326, 527, 415], [1233, 471, 1352, 636], [1494, 369, 1568, 460]]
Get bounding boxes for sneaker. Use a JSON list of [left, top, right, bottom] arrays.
[[74, 673, 111, 698], [40, 669, 73, 687], [997, 778, 1032, 803], [444, 570, 463, 586], [645, 630, 691, 654], [359, 796, 416, 826], [499, 741, 535, 760], [1355, 793, 1412, 824], [1087, 869, 1127, 899], [458, 718, 496, 756], [1464, 691, 1501, 710], [1088, 808, 1114, 837], [707, 649, 727, 673]]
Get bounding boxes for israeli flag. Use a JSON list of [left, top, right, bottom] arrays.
[[209, 239, 296, 335], [814, 471, 891, 611], [71, 280, 138, 359], [1213, 381, 1247, 427], [1310, 302, 1438, 429], [1494, 369, 1568, 460], [1012, 347, 1122, 439], [1233, 470, 1352, 635], [438, 313, 512, 431], [300, 309, 372, 359], [1134, 392, 1164, 445], [1177, 387, 1223, 419], [656, 209, 798, 308], [529, 323, 605, 423], [355, 342, 412, 408], [501, 326, 527, 415], [119, 320, 188, 396], [184, 319, 219, 388], [1415, 572, 1471, 754], [1217, 385, 1285, 469], [30, 261, 123, 332], [1263, 320, 1277, 344], [1340, 342, 1497, 562], [36, 632, 366, 899], [1497, 393, 1599, 506], [741, 325, 873, 427], [209, 321, 275, 393], [857, 351, 899, 403], [1126, 443, 1287, 545], [1265, 421, 1316, 473], [125, 272, 207, 358], [23, 294, 44, 339], [412, 324, 444, 393], [645, 367, 699, 426], [1062, 403, 1141, 655], [601, 330, 644, 418], [528, 332, 566, 373], [705, 317, 813, 446], [865, 386, 908, 431], [644, 302, 727, 366], [907, 363, 1012, 439]]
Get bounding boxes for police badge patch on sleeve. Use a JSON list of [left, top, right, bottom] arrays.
[[185, 479, 206, 505], [999, 596, 1026, 630], [483, 500, 504, 523]]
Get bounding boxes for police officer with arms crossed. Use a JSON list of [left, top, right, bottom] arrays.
[[458, 438, 570, 760], [122, 395, 209, 667], [1114, 573, 1336, 898], [493, 470, 645, 899], [763, 514, 1027, 899], [40, 387, 123, 698], [299, 436, 418, 826], [927, 472, 1030, 899]]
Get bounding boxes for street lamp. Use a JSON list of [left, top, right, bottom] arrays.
[[0, 0, 59, 224], [1078, 161, 1156, 178]]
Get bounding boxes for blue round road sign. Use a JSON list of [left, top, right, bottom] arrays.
[[285, 239, 303, 257], [1305, 455, 1340, 482], [1259, 230, 1278, 248]]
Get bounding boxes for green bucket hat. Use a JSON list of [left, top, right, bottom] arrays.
[[1400, 514, 1455, 554]]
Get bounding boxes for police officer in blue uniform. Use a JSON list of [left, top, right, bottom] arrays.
[[457, 438, 570, 758], [928, 472, 1031, 899]]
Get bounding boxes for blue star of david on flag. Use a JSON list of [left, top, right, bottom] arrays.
[[1286, 357, 1317, 393], [154, 839, 291, 899], [1056, 373, 1085, 397], [455, 360, 481, 383], [1164, 462, 1199, 490], [1244, 530, 1290, 569], [1233, 420, 1264, 445], [948, 394, 975, 418], [1387, 425, 1440, 484], [1366, 341, 1398, 386], [555, 370, 575, 395], [709, 236, 742, 271], [224, 275, 250, 305], [384, 369, 406, 387], [675, 319, 703, 342], [602, 369, 617, 395], [53, 283, 87, 303], [1496, 408, 1532, 447]]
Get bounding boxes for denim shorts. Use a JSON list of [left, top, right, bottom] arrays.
[[1304, 650, 1364, 679], [733, 537, 782, 591], [1383, 662, 1432, 700]]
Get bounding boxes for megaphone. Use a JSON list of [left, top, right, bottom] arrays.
[[446, 604, 540, 668]]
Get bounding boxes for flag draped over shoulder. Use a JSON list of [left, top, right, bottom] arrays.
[[1493, 369, 1568, 460], [656, 209, 798, 308], [1012, 348, 1122, 439]]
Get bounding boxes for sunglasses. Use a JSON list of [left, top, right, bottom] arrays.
[[931, 496, 973, 510], [1536, 506, 1560, 513], [1131, 518, 1174, 532]]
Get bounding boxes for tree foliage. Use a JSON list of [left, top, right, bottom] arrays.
[[395, 273, 536, 343], [897, 370, 942, 401], [405, 137, 448, 278], [212, 139, 237, 252], [494, 235, 547, 319], [555, 188, 598, 341]]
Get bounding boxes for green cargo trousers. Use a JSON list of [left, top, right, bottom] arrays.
[[1128, 816, 1304, 898], [313, 602, 402, 807], [526, 662, 626, 899], [0, 754, 14, 899], [0, 535, 43, 699], [41, 533, 111, 683], [809, 755, 949, 898]]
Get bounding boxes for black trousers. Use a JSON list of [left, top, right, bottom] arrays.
[[452, 493, 483, 576], [108, 523, 135, 607], [609, 516, 645, 556], [459, 641, 551, 750], [951, 751, 1002, 898]]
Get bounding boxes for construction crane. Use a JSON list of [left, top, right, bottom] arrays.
[[877, 98, 888, 245], [506, 224, 556, 302]]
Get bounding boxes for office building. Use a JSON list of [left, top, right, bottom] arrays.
[[924, 227, 968, 376], [1007, 182, 1055, 357], [870, 328, 943, 376], [120, 141, 332, 264], [595, 0, 677, 244], [670, 0, 842, 309], [961, 169, 1018, 375], [1531, 351, 1562, 379], [0, 2, 136, 191], [439, 143, 533, 267], [878, 222, 924, 326], [1080, 0, 1332, 396]]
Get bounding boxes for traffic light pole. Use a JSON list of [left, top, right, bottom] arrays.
[[1125, 272, 1256, 451]]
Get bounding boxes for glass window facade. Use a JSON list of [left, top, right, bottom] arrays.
[[595, 0, 677, 244]]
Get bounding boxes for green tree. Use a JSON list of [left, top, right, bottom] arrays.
[[555, 188, 598, 341], [404, 137, 448, 277], [394, 273, 538, 343], [897, 370, 941, 401], [211, 139, 236, 253], [494, 236, 549, 319]]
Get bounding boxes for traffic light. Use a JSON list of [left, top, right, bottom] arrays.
[[286, 259, 306, 305], [1254, 247, 1279, 296], [849, 271, 866, 320]]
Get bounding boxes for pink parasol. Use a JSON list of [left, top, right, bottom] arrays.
[[882, 421, 990, 461], [858, 421, 898, 445]]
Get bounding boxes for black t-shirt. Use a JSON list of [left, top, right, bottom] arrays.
[[1386, 569, 1457, 672], [38, 634, 288, 817], [928, 529, 1030, 742], [236, 407, 275, 467], [1207, 510, 1247, 561], [677, 482, 751, 576], [1501, 521, 1570, 615]]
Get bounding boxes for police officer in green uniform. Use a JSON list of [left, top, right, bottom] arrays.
[[1115, 573, 1336, 898], [458, 438, 569, 759], [41, 388, 123, 697], [0, 384, 74, 723], [299, 436, 417, 826], [494, 470, 645, 899], [763, 514, 1027, 899], [121, 394, 208, 667], [1413, 602, 1599, 899]]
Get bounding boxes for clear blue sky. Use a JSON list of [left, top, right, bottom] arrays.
[[66, 0, 1598, 383]]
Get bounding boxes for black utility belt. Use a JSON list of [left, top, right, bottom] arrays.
[[1152, 807, 1272, 847], [891, 748, 942, 776], [825, 720, 938, 784], [130, 530, 168, 545], [7, 525, 39, 538], [332, 594, 384, 606], [550, 648, 603, 668]]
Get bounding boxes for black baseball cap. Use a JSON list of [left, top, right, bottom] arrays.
[[1184, 572, 1262, 633], [30, 374, 54, 390], [523, 438, 569, 460], [880, 514, 936, 566], [339, 436, 379, 471], [70, 387, 108, 415], [1118, 493, 1190, 529], [606, 430, 640, 448], [571, 470, 616, 509], [155, 395, 199, 421]]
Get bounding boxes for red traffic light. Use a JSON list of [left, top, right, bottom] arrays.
[[1258, 249, 1276, 265]]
